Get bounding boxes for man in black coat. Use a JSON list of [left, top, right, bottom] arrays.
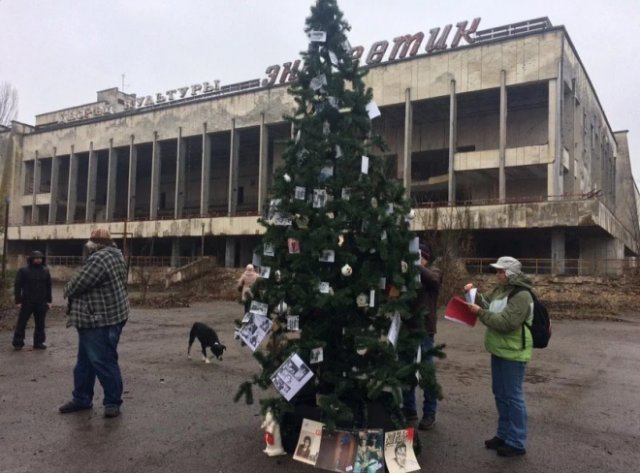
[[13, 250, 52, 350]]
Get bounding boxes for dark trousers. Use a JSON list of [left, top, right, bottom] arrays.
[[13, 302, 48, 348], [72, 322, 125, 407]]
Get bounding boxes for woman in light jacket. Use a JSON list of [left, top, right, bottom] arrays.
[[466, 256, 533, 457]]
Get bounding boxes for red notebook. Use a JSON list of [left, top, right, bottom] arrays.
[[445, 296, 478, 327]]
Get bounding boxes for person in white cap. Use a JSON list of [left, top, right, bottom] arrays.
[[59, 228, 129, 418], [464, 256, 534, 457]]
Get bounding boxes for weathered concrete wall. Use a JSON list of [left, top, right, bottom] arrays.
[[7, 215, 264, 241]]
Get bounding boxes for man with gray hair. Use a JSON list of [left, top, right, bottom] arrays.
[[59, 228, 129, 418], [465, 256, 534, 458]]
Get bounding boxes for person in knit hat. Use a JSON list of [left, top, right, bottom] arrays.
[[12, 250, 52, 350], [59, 227, 129, 418]]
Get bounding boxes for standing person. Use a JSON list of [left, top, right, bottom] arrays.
[[59, 228, 129, 418], [465, 256, 533, 457], [12, 250, 52, 350], [403, 243, 442, 430], [237, 263, 257, 312]]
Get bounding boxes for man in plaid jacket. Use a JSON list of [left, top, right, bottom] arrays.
[[59, 228, 129, 418]]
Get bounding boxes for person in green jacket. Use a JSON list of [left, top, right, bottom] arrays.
[[465, 256, 533, 458]]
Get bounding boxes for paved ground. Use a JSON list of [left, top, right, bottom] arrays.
[[1, 297, 639, 473]]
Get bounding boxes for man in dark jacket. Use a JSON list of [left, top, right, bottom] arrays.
[[58, 228, 129, 418], [403, 243, 442, 430], [13, 250, 52, 350]]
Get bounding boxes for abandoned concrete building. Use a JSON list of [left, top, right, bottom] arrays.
[[1, 17, 638, 274]]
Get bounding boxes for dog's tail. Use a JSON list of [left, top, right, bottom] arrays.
[[188, 323, 197, 356]]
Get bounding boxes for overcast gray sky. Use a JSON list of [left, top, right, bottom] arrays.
[[1, 0, 638, 180]]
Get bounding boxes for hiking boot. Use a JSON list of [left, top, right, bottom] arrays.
[[104, 405, 121, 418], [59, 400, 92, 414], [418, 415, 436, 430], [34, 344, 47, 350], [496, 444, 526, 457], [485, 436, 506, 450]]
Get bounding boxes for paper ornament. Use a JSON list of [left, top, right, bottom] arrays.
[[328, 96, 339, 109], [283, 173, 292, 183], [356, 293, 368, 307], [341, 188, 351, 201], [366, 101, 381, 119], [288, 238, 301, 254], [401, 261, 408, 273], [310, 74, 327, 91], [379, 277, 386, 289], [259, 266, 271, 279], [337, 234, 345, 247], [271, 353, 314, 402], [295, 214, 309, 229], [322, 121, 330, 135], [319, 250, 335, 263], [335, 144, 343, 158], [361, 156, 370, 174], [294, 186, 306, 200], [319, 165, 334, 181], [274, 270, 282, 282], [309, 30, 327, 42], [341, 264, 353, 276], [369, 289, 376, 307], [371, 197, 378, 208], [318, 282, 331, 294], [286, 315, 300, 331], [312, 189, 327, 208], [310, 347, 324, 364], [263, 243, 275, 257]]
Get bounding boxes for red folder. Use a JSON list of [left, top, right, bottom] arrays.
[[445, 296, 477, 327]]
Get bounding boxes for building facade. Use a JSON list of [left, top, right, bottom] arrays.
[[1, 17, 638, 272]]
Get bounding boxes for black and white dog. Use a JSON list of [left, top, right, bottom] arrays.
[[188, 322, 226, 364]]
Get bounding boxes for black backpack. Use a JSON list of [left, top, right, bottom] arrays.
[[508, 287, 551, 349]]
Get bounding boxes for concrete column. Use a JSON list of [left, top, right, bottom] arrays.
[[105, 139, 117, 221], [66, 146, 78, 224], [224, 237, 236, 268], [85, 143, 97, 222], [258, 114, 269, 212], [32, 151, 40, 224], [499, 70, 507, 202], [448, 80, 457, 203], [200, 123, 211, 216], [171, 238, 180, 267], [547, 75, 563, 198], [555, 61, 564, 197], [228, 120, 239, 216], [403, 88, 413, 197], [127, 136, 137, 221], [551, 229, 566, 275], [48, 148, 59, 224], [175, 129, 186, 219], [149, 132, 161, 219]]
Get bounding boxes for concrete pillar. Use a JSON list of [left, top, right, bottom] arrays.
[[551, 229, 566, 275], [171, 238, 180, 268], [32, 151, 40, 224], [403, 88, 413, 197], [149, 132, 161, 219], [48, 148, 59, 224], [200, 123, 211, 216], [225, 237, 236, 268], [499, 70, 507, 202], [175, 129, 186, 219], [105, 140, 117, 221], [85, 143, 97, 222], [127, 136, 137, 221], [258, 114, 269, 212], [66, 146, 78, 224], [448, 80, 457, 203], [548, 73, 563, 198], [228, 120, 239, 216]]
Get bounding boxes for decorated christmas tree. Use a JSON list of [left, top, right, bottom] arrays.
[[236, 0, 442, 437]]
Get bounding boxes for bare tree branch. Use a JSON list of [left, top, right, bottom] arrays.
[[0, 82, 18, 126]]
